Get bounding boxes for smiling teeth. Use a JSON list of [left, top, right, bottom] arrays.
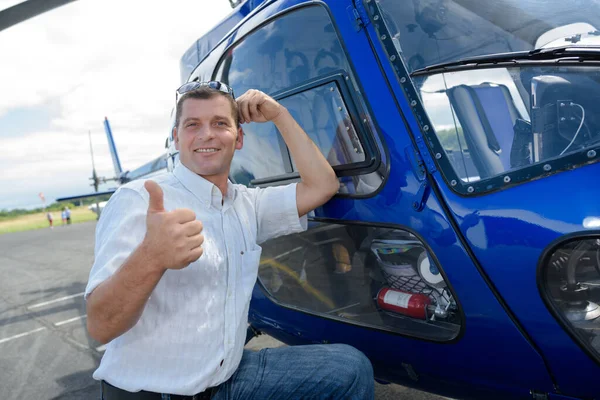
[[195, 148, 218, 153]]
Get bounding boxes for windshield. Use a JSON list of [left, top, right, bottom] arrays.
[[371, 0, 600, 191], [376, 0, 600, 73], [413, 66, 600, 184]]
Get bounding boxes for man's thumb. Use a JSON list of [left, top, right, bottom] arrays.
[[145, 180, 165, 213]]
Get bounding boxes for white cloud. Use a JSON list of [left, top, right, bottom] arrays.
[[0, 0, 233, 209]]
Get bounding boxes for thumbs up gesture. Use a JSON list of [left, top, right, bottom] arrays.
[[143, 180, 204, 271]]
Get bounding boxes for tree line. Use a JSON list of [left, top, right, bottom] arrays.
[[0, 194, 112, 221]]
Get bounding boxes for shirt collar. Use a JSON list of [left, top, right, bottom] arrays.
[[173, 162, 236, 209]]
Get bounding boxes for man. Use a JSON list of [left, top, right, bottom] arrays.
[[65, 206, 71, 224], [85, 82, 374, 400]]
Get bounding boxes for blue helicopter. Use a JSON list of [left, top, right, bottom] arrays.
[[8, 0, 600, 398], [172, 1, 600, 399]]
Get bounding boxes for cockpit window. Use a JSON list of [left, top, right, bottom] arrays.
[[366, 0, 600, 193], [373, 0, 600, 73], [414, 66, 600, 184], [415, 69, 530, 182]]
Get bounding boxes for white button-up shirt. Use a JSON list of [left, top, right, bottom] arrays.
[[85, 162, 307, 395]]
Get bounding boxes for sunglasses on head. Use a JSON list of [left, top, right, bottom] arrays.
[[175, 81, 235, 105]]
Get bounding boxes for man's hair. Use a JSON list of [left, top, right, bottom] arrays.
[[175, 86, 239, 129]]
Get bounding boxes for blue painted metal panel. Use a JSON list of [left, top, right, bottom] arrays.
[[237, 0, 557, 398], [434, 164, 600, 398], [353, 1, 600, 398]]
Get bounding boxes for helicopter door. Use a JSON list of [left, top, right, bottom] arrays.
[[363, 0, 600, 397]]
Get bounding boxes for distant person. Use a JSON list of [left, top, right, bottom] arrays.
[[85, 83, 374, 400], [46, 212, 53, 229], [65, 206, 71, 225], [61, 209, 67, 225]]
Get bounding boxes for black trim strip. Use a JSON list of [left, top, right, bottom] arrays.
[[411, 60, 600, 78]]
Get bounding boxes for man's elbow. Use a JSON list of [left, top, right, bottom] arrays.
[[87, 316, 112, 345], [315, 176, 339, 205], [298, 174, 338, 215], [324, 172, 340, 199], [86, 298, 118, 344]]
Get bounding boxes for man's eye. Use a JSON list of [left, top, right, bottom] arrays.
[[186, 123, 198, 128]]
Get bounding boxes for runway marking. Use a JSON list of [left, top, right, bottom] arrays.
[[96, 344, 106, 352], [27, 292, 85, 310], [54, 315, 87, 327], [0, 327, 47, 344]]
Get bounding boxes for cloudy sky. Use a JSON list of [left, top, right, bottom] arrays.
[[0, 0, 232, 210]]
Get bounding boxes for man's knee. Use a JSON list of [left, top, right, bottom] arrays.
[[327, 344, 374, 389]]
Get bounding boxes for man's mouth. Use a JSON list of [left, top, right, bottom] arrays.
[[194, 148, 220, 153]]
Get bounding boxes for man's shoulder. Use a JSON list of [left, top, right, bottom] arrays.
[[231, 182, 262, 202], [232, 182, 298, 209], [233, 182, 297, 194], [232, 182, 253, 195]]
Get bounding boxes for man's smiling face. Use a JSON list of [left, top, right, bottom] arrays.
[[174, 95, 243, 180]]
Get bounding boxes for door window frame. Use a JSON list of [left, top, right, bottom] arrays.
[[211, 3, 383, 191], [251, 70, 379, 186]]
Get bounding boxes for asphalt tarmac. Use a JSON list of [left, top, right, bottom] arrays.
[[0, 221, 450, 399]]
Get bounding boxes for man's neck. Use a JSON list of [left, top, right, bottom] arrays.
[[199, 173, 228, 199], [178, 162, 230, 200]]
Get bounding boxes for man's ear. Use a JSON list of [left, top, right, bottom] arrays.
[[173, 126, 180, 151], [235, 126, 244, 150]]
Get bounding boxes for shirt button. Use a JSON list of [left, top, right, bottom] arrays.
[[241, 251, 244, 255]]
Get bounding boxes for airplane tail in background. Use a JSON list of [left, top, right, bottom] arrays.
[[103, 117, 123, 178], [56, 116, 168, 203]]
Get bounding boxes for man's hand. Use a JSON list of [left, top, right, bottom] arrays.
[[143, 180, 204, 271], [237, 89, 285, 124]]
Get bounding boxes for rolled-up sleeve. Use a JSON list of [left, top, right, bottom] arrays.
[[84, 188, 147, 299], [254, 182, 308, 244]]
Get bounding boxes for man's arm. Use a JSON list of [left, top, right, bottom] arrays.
[[237, 90, 340, 216], [86, 181, 204, 344], [86, 244, 165, 344]]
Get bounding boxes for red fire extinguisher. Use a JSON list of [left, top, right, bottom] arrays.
[[377, 287, 431, 319]]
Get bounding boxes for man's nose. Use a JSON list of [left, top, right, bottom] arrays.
[[195, 124, 215, 140]]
